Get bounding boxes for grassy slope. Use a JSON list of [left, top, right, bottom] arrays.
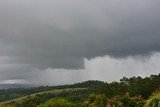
[[0, 88, 86, 105]]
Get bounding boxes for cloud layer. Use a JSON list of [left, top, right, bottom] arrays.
[[0, 0, 160, 84], [2, 53, 160, 85]]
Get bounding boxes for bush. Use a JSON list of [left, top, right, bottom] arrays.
[[108, 94, 144, 107], [22, 93, 55, 107], [145, 91, 160, 107], [87, 94, 108, 107], [37, 98, 88, 107], [0, 104, 16, 107]]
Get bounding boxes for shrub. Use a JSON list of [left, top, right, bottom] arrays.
[[0, 104, 16, 107], [108, 94, 144, 107], [145, 91, 160, 107], [37, 98, 88, 107]]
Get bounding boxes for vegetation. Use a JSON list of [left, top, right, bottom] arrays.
[[0, 104, 16, 107], [0, 73, 159, 107], [145, 90, 160, 107], [37, 98, 88, 107]]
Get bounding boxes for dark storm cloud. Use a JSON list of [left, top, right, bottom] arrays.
[[0, 0, 160, 83]]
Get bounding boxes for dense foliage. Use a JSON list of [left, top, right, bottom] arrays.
[[98, 74, 160, 99], [22, 93, 56, 107], [21, 89, 90, 107]]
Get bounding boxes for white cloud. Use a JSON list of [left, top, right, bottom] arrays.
[[83, 53, 160, 82], [4, 52, 159, 85]]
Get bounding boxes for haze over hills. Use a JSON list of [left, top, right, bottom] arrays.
[[0, 84, 38, 89]]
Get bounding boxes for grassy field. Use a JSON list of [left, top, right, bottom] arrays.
[[0, 88, 86, 105]]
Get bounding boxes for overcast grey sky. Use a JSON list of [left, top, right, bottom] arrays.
[[0, 0, 160, 85]]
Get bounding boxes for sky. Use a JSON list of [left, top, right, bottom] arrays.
[[0, 0, 160, 85]]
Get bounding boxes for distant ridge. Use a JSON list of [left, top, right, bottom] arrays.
[[0, 84, 37, 89]]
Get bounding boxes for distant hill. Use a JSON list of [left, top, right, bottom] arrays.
[[0, 84, 37, 89]]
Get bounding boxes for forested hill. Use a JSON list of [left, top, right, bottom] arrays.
[[0, 73, 160, 103]]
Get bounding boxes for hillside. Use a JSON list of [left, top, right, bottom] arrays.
[[0, 74, 160, 107], [0, 88, 86, 105]]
